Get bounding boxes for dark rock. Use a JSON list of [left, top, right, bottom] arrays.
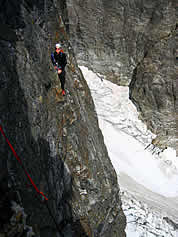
[[129, 33, 176, 148], [0, 24, 17, 42], [0, 1, 126, 237]]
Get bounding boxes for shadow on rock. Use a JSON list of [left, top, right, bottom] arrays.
[[0, 1, 88, 236]]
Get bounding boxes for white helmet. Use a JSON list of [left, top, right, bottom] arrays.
[[55, 43, 61, 48]]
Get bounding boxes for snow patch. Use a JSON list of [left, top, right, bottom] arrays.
[[80, 65, 178, 236], [80, 65, 178, 198]]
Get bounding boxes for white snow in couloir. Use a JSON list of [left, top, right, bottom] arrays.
[[79, 65, 178, 237]]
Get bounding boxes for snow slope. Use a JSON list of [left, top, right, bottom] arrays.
[[79, 66, 178, 237]]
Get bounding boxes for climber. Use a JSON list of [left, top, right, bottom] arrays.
[[51, 43, 67, 96]]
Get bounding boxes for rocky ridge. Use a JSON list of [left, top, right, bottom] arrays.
[[0, 0, 126, 236]]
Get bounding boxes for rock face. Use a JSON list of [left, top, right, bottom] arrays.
[[65, 0, 177, 151], [0, 1, 126, 237]]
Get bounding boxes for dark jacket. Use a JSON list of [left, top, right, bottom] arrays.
[[51, 50, 67, 71]]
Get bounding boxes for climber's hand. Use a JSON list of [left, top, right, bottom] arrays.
[[58, 69, 62, 74]]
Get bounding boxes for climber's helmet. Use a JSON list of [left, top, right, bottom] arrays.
[[55, 43, 61, 50]]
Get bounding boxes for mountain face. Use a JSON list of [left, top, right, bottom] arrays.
[[64, 0, 177, 151], [0, 1, 126, 237]]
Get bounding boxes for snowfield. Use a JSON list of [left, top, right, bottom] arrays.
[[80, 66, 178, 237]]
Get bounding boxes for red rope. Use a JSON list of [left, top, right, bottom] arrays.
[[0, 125, 48, 201]]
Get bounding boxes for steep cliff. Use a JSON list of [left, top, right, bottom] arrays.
[[65, 0, 177, 151], [0, 1, 126, 237]]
